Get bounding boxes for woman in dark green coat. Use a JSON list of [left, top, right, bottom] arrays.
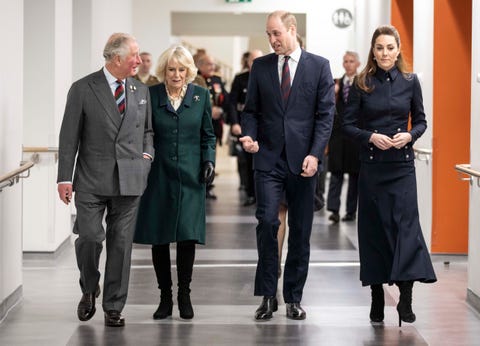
[[134, 45, 216, 320]]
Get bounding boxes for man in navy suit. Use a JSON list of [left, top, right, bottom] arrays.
[[240, 11, 335, 321]]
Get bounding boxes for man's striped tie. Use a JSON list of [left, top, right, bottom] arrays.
[[115, 80, 125, 115]]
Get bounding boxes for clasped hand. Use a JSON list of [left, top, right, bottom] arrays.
[[370, 132, 412, 150], [239, 136, 259, 153]]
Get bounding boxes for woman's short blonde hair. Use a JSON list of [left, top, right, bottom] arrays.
[[155, 46, 197, 83]]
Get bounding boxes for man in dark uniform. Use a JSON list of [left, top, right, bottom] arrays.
[[196, 54, 229, 200], [229, 49, 263, 206]]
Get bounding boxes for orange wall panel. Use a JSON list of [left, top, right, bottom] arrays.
[[432, 0, 471, 253], [391, 0, 414, 67]]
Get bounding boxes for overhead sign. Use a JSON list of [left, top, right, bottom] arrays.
[[332, 8, 353, 28]]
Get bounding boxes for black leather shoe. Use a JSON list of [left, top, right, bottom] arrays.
[[254, 296, 278, 321], [243, 197, 256, 206], [77, 285, 101, 321], [328, 212, 340, 223], [104, 310, 125, 327], [341, 213, 356, 222], [286, 302, 306, 320]]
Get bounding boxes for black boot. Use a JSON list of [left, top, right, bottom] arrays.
[[177, 241, 195, 319], [369, 284, 384, 323], [396, 281, 416, 327], [152, 244, 173, 319], [153, 289, 173, 320]]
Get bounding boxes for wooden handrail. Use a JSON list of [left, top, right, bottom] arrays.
[[455, 164, 480, 187], [23, 146, 58, 164], [0, 161, 35, 192], [23, 146, 58, 153]]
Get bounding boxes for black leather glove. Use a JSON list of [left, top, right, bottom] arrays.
[[203, 161, 215, 186]]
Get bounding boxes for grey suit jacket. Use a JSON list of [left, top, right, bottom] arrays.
[[57, 69, 154, 196]]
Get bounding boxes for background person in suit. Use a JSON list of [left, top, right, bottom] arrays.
[[342, 25, 436, 326], [326, 51, 361, 223], [240, 10, 335, 321], [57, 33, 154, 327], [134, 51, 160, 86], [229, 49, 263, 206], [134, 46, 216, 320]]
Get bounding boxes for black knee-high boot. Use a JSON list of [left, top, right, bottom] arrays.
[[177, 241, 195, 319], [396, 281, 416, 327], [369, 284, 384, 322], [152, 244, 173, 319]]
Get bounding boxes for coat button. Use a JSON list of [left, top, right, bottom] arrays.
[[172, 156, 177, 161], [374, 130, 378, 133], [370, 147, 373, 151], [173, 129, 178, 134], [173, 116, 178, 120], [369, 156, 373, 160], [406, 154, 410, 158], [405, 145, 408, 149], [397, 128, 401, 132]]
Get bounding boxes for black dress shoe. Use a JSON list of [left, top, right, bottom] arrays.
[[77, 285, 101, 321], [104, 310, 125, 327], [243, 196, 256, 206], [341, 213, 356, 222], [328, 212, 340, 223], [254, 296, 278, 321], [286, 302, 306, 320]]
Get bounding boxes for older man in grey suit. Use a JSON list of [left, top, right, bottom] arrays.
[[57, 33, 154, 327]]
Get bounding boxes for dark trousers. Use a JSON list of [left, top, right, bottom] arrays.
[[327, 172, 359, 215], [73, 191, 140, 312], [254, 155, 316, 303]]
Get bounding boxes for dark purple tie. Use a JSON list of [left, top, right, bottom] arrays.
[[281, 56, 291, 102], [115, 80, 125, 115], [343, 79, 351, 103]]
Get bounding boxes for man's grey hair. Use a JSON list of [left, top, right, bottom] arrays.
[[103, 33, 136, 61]]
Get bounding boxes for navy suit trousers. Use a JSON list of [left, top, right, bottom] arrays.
[[253, 155, 316, 303]]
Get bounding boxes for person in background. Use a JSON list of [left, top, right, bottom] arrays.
[[240, 10, 335, 321], [57, 33, 154, 327], [197, 53, 229, 200], [342, 25, 436, 326], [326, 51, 361, 223], [134, 51, 160, 86], [134, 45, 216, 320], [229, 49, 263, 206]]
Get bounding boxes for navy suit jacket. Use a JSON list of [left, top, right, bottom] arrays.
[[241, 51, 335, 174]]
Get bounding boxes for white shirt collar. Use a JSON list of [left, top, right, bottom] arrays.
[[280, 45, 302, 63], [103, 66, 125, 85]]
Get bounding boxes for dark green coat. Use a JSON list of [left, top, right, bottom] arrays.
[[134, 83, 216, 245]]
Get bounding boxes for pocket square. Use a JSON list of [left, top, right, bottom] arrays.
[[139, 99, 147, 105]]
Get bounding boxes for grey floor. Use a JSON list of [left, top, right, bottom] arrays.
[[1, 148, 480, 346]]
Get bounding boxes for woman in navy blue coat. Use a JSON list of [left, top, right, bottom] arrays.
[[343, 25, 436, 326]]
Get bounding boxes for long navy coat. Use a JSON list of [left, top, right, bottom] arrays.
[[343, 67, 436, 286], [134, 83, 216, 245]]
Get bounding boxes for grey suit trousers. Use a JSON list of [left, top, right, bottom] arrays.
[[74, 191, 140, 312]]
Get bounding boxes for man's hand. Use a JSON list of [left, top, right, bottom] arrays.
[[369, 133, 394, 150], [392, 132, 412, 149], [301, 155, 318, 177], [58, 183, 73, 205], [231, 124, 242, 136], [212, 106, 223, 120], [239, 136, 259, 153]]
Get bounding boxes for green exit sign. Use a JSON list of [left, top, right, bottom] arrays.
[[226, 0, 251, 2]]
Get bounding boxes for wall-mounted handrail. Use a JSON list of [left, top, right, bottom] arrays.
[[0, 161, 35, 192], [23, 146, 58, 164], [414, 147, 432, 164], [455, 164, 480, 187]]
